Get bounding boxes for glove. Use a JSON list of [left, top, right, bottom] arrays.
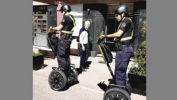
[[48, 26, 54, 33], [100, 35, 106, 39], [97, 35, 106, 44]]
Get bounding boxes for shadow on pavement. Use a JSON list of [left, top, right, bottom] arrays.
[[57, 61, 92, 91], [60, 81, 80, 91]]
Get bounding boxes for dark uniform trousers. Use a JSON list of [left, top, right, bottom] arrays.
[[80, 44, 87, 69], [57, 34, 72, 73], [115, 45, 133, 86]]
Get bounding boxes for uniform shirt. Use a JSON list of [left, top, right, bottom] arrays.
[[119, 17, 132, 32], [118, 17, 133, 45], [61, 14, 75, 31], [79, 31, 88, 44]]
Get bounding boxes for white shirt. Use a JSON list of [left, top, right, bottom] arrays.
[[79, 31, 88, 44]]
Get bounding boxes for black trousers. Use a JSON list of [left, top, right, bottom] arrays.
[[80, 44, 87, 69], [57, 35, 72, 73]]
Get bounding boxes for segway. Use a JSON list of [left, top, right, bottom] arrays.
[[47, 28, 78, 91], [48, 64, 78, 91], [97, 31, 132, 100]]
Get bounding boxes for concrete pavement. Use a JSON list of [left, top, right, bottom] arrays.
[[33, 55, 146, 100]]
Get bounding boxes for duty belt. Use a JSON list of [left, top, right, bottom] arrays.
[[61, 33, 72, 40], [115, 42, 130, 51]]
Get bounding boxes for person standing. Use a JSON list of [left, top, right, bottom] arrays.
[[52, 4, 76, 75], [79, 21, 91, 71], [101, 5, 134, 87]]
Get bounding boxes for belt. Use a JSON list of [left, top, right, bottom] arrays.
[[61, 33, 72, 40], [115, 43, 130, 51]]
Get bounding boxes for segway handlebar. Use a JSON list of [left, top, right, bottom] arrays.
[[97, 31, 114, 79], [47, 26, 55, 34], [97, 31, 105, 44]]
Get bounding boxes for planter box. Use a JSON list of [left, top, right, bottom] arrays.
[[128, 73, 146, 95], [33, 55, 44, 70], [70, 49, 80, 56], [39, 50, 55, 59]]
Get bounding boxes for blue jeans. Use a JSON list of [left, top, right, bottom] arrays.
[[115, 46, 133, 86]]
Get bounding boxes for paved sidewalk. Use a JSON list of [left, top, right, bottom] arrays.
[[33, 55, 146, 100]]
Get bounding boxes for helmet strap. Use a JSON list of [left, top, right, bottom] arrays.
[[120, 13, 125, 21], [120, 13, 123, 21], [63, 11, 67, 15]]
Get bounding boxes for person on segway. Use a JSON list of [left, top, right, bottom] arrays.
[[51, 4, 76, 75], [48, 4, 78, 91], [101, 5, 134, 88]]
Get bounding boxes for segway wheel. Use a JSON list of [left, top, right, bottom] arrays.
[[48, 70, 67, 91], [126, 81, 132, 95], [104, 87, 131, 100]]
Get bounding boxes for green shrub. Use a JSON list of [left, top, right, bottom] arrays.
[[33, 52, 42, 56], [129, 41, 146, 76], [129, 20, 146, 76]]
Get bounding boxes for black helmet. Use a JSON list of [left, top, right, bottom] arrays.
[[114, 5, 128, 16], [60, 5, 71, 12]]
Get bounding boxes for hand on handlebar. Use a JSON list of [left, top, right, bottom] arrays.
[[100, 35, 106, 39], [97, 35, 106, 44], [48, 26, 55, 33]]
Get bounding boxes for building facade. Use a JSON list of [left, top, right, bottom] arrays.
[[33, 0, 146, 56]]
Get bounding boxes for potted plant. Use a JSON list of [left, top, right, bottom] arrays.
[[33, 52, 44, 70], [128, 20, 146, 95], [128, 40, 146, 95]]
